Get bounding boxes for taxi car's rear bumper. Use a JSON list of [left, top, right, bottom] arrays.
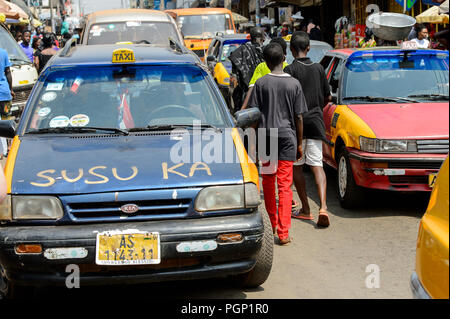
[[410, 272, 431, 299], [0, 211, 264, 286], [347, 149, 446, 191]]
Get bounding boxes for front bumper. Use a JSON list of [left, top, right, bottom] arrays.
[[0, 211, 264, 287], [348, 149, 446, 191], [410, 272, 431, 299]]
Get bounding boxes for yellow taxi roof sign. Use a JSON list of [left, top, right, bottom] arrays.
[[112, 48, 135, 63]]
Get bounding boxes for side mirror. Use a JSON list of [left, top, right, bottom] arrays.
[[0, 120, 16, 139], [234, 108, 261, 129], [206, 55, 216, 63]]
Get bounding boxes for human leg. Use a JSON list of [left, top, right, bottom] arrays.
[[276, 160, 294, 241], [261, 169, 278, 233]]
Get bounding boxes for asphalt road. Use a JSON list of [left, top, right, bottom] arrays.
[[15, 166, 427, 300]]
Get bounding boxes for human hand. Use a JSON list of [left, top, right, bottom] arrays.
[[297, 145, 303, 161], [10, 91, 15, 99]]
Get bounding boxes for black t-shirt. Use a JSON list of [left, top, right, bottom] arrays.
[[248, 73, 308, 162], [285, 58, 330, 141]]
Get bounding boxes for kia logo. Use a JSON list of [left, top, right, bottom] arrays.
[[120, 204, 139, 214]]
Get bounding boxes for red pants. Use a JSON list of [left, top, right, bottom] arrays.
[[262, 160, 294, 240]]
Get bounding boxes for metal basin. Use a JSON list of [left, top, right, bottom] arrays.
[[368, 13, 416, 41]]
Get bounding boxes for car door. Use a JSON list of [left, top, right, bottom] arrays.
[[323, 55, 345, 166]]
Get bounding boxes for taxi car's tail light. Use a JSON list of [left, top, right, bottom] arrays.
[[15, 244, 42, 254], [195, 183, 261, 212], [0, 195, 12, 221], [12, 196, 64, 220], [360, 137, 417, 153]]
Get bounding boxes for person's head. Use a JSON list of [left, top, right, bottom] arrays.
[[22, 31, 31, 45], [42, 33, 54, 49], [250, 27, 265, 45], [270, 37, 287, 56], [416, 24, 429, 40], [15, 31, 23, 42], [263, 42, 285, 71], [290, 31, 310, 56], [32, 37, 41, 50]]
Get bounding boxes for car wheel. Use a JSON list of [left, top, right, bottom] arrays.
[[0, 267, 34, 300], [236, 210, 274, 288], [337, 147, 365, 209]]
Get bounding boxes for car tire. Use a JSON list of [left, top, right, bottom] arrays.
[[236, 210, 274, 288], [337, 147, 365, 209], [0, 268, 34, 300]]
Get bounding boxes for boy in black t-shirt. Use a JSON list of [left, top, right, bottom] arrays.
[[285, 31, 332, 228], [248, 42, 308, 245]]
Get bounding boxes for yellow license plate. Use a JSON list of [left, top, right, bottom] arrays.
[[96, 231, 160, 266], [429, 173, 438, 188]]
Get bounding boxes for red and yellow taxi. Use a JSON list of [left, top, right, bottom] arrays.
[[411, 156, 449, 299], [320, 47, 449, 208]]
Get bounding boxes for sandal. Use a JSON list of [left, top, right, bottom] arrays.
[[292, 208, 314, 221]]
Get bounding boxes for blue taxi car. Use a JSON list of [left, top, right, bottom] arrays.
[[0, 42, 272, 298]]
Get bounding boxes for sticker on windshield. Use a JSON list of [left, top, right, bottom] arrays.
[[126, 21, 141, 27], [41, 92, 57, 103], [49, 116, 70, 128], [108, 24, 116, 30], [46, 83, 64, 91], [70, 114, 90, 127], [38, 107, 52, 117]]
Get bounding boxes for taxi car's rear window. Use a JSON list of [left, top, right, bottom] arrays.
[[25, 65, 227, 133], [88, 22, 179, 45], [343, 53, 449, 101]]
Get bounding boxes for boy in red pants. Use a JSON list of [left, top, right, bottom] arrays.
[[248, 42, 307, 245]]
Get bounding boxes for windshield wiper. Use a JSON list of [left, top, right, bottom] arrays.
[[27, 127, 129, 135], [407, 94, 449, 101], [343, 96, 419, 103], [10, 57, 30, 64], [128, 124, 222, 133]]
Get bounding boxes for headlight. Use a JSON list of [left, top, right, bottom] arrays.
[[359, 137, 417, 153], [12, 196, 64, 220], [195, 183, 261, 212]]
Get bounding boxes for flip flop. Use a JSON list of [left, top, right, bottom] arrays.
[[292, 209, 314, 221], [317, 211, 330, 228]]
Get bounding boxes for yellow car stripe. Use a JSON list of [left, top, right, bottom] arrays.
[[4, 136, 20, 194], [231, 128, 260, 190]]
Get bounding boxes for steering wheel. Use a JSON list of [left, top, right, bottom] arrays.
[[146, 104, 198, 123]]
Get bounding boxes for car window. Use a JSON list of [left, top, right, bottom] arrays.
[[320, 56, 334, 73], [26, 65, 227, 133], [328, 58, 344, 94], [220, 43, 240, 62], [212, 40, 221, 58], [207, 39, 217, 57], [0, 26, 30, 65], [87, 22, 180, 45], [342, 53, 449, 101]]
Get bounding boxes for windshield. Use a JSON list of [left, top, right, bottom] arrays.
[[179, 14, 233, 38], [0, 26, 31, 65], [286, 43, 332, 64], [87, 22, 179, 45], [25, 65, 227, 133], [221, 43, 241, 62], [342, 53, 449, 103]]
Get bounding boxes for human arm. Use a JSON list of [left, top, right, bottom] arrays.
[[4, 67, 14, 99], [0, 163, 6, 203], [295, 114, 303, 161]]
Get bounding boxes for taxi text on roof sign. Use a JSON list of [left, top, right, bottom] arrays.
[[112, 48, 135, 63]]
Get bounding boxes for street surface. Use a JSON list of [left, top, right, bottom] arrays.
[[23, 167, 426, 299]]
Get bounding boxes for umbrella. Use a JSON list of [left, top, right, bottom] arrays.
[[440, 0, 449, 14], [232, 12, 249, 25], [416, 5, 449, 24]]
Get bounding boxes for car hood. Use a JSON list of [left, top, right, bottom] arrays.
[[12, 133, 244, 195], [348, 102, 450, 139]]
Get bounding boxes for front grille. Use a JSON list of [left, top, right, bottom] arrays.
[[417, 139, 449, 154], [12, 87, 32, 104], [68, 198, 192, 221], [388, 161, 443, 170], [389, 176, 428, 184], [192, 49, 206, 58], [62, 189, 199, 223]]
